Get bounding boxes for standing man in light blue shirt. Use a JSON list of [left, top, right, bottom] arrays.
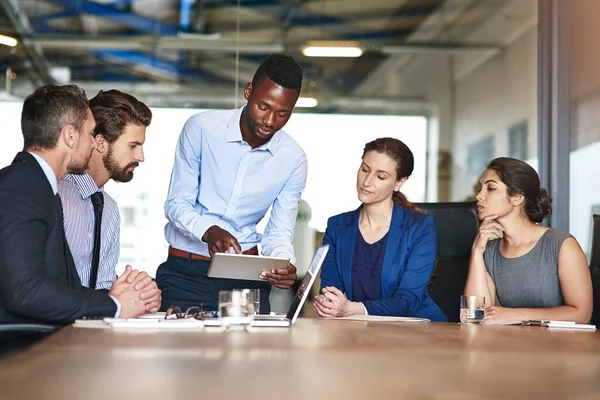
[[157, 54, 307, 313]]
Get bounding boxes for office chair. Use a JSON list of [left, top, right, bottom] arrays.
[[0, 324, 59, 358], [589, 214, 600, 327], [416, 202, 479, 322]]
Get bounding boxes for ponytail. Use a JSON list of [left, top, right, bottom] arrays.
[[392, 191, 422, 212]]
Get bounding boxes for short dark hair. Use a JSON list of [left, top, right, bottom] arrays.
[[89, 90, 152, 143], [486, 157, 553, 223], [21, 84, 89, 151], [251, 53, 303, 93]]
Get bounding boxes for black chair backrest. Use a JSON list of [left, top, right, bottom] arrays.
[[0, 324, 58, 358], [416, 202, 479, 322], [589, 214, 600, 327], [590, 214, 600, 269]]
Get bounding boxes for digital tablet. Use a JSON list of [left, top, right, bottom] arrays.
[[207, 252, 289, 281]]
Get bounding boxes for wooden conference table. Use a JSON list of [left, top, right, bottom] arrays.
[[1, 319, 599, 399]]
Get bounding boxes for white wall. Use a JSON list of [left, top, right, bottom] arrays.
[[0, 102, 24, 163], [570, 141, 600, 256], [451, 25, 538, 200]]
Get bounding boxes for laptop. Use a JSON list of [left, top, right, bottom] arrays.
[[202, 244, 329, 328], [251, 244, 329, 327]]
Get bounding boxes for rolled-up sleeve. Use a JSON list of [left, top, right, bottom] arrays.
[[260, 154, 308, 264]]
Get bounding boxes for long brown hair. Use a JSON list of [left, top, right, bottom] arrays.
[[362, 137, 421, 211]]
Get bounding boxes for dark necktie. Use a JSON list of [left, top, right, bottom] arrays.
[[89, 191, 104, 289]]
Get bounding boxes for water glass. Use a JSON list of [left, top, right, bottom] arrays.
[[247, 289, 261, 315], [460, 295, 485, 324], [218, 289, 255, 330]]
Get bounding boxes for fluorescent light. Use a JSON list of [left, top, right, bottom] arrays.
[[296, 97, 318, 108], [303, 46, 362, 58], [302, 41, 363, 58], [0, 34, 18, 47]]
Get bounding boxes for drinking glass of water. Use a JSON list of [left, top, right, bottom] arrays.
[[247, 289, 261, 315], [218, 289, 255, 330], [460, 295, 485, 324]]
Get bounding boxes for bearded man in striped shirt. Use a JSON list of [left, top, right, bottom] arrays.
[[58, 90, 156, 301]]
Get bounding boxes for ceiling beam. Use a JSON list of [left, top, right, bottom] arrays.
[[70, 80, 429, 113], [42, 0, 179, 34], [0, 0, 56, 86], [25, 35, 500, 54]]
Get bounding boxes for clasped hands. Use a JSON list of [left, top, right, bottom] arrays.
[[313, 286, 364, 318], [108, 265, 162, 318], [203, 225, 296, 289]]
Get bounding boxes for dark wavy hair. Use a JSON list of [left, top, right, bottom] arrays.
[[362, 137, 420, 211], [486, 157, 552, 223], [89, 90, 152, 143], [252, 53, 303, 93]]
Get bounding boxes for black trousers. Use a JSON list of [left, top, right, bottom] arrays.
[[156, 255, 271, 313]]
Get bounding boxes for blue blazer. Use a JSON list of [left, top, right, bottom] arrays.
[[320, 203, 447, 322]]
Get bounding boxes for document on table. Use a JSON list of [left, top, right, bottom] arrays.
[[73, 318, 204, 329], [545, 321, 597, 330]]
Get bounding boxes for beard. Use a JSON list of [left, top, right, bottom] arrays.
[[66, 151, 91, 175], [103, 146, 138, 183]]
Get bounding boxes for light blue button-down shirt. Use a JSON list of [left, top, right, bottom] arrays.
[[29, 152, 57, 194], [164, 107, 308, 264]]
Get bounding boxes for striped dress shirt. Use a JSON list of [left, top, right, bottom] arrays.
[[58, 173, 120, 290]]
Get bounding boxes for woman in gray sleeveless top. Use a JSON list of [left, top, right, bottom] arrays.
[[464, 157, 592, 324]]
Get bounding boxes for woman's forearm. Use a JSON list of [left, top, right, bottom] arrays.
[[512, 305, 592, 324], [464, 250, 494, 304]]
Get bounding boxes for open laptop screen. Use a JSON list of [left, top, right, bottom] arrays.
[[285, 245, 329, 322]]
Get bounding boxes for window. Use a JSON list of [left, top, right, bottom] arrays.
[[508, 121, 528, 160], [467, 136, 495, 177]]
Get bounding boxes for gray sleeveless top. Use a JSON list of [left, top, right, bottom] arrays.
[[483, 229, 572, 308]]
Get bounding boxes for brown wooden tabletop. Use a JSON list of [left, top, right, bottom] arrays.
[[1, 319, 599, 400]]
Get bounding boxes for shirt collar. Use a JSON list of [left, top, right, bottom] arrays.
[[62, 173, 103, 199], [28, 152, 58, 195], [226, 106, 281, 155]]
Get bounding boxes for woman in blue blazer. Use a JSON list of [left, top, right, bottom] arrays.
[[314, 137, 447, 322]]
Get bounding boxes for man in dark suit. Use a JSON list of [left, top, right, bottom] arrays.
[[0, 85, 161, 325]]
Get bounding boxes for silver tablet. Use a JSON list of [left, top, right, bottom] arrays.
[[207, 252, 289, 281]]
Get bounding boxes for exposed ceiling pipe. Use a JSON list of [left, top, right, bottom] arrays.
[[353, 0, 483, 95], [0, 0, 56, 86], [25, 35, 499, 55], [25, 35, 285, 54], [71, 81, 428, 112]]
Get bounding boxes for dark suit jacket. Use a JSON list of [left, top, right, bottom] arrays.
[[0, 152, 116, 324], [320, 203, 447, 322]]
